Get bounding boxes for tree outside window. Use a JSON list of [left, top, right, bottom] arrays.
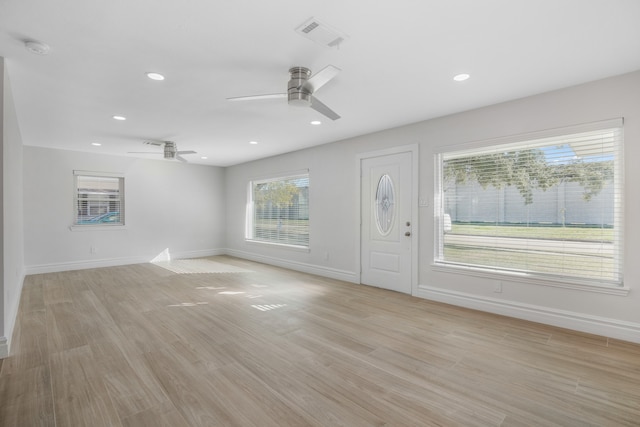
[[249, 174, 309, 247], [435, 124, 623, 286]]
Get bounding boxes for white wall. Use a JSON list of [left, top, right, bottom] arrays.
[[2, 59, 26, 357], [225, 70, 640, 342], [24, 147, 227, 273], [225, 142, 380, 281]]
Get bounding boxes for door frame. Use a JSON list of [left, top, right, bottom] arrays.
[[356, 144, 419, 296]]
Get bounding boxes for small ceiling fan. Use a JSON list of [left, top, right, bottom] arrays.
[[227, 65, 341, 120], [129, 140, 197, 162]]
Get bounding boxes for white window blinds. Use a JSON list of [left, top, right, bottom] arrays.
[[435, 120, 623, 287], [74, 172, 124, 226], [248, 173, 309, 247]]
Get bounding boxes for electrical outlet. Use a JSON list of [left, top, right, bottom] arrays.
[[494, 281, 503, 293], [90, 246, 97, 254]]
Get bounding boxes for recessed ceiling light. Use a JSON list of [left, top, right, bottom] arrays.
[[146, 72, 165, 81], [91, 142, 102, 146], [24, 40, 50, 55], [201, 156, 208, 160], [249, 141, 259, 145], [112, 115, 127, 121], [453, 73, 470, 82], [310, 120, 322, 125]]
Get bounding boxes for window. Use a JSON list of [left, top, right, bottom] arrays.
[[74, 171, 124, 226], [375, 174, 395, 235], [434, 119, 623, 287], [247, 172, 309, 247]]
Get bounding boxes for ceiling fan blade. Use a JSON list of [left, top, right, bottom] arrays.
[[176, 155, 188, 163], [128, 151, 162, 154], [310, 97, 341, 121], [227, 93, 287, 102], [176, 150, 197, 155], [301, 65, 341, 92]]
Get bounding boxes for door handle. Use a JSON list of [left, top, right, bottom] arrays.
[[405, 231, 411, 237]]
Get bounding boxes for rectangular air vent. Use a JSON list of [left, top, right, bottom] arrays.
[[143, 140, 164, 146], [295, 17, 349, 49]]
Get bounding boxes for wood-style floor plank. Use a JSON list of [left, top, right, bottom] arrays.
[[49, 345, 123, 427], [1, 255, 640, 426]]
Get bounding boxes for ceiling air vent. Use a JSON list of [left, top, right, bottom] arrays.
[[295, 17, 349, 49], [143, 140, 164, 147]]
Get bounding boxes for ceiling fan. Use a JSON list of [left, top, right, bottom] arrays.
[[227, 65, 341, 120], [129, 140, 197, 162]]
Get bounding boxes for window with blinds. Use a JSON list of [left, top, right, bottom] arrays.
[[74, 172, 124, 226], [434, 120, 623, 287], [248, 173, 309, 247]]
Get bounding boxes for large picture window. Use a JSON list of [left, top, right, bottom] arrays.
[[434, 120, 623, 287], [247, 172, 309, 247], [74, 171, 124, 226]]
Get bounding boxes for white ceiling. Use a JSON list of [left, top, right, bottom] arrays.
[[1, 0, 639, 167]]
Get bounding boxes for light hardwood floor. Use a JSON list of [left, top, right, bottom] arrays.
[[1, 256, 639, 426]]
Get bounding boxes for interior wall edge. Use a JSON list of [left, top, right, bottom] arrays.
[[418, 285, 640, 344]]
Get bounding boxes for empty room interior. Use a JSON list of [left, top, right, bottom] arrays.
[[1, 1, 640, 426]]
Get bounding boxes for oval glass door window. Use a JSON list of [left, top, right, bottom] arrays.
[[375, 174, 395, 235]]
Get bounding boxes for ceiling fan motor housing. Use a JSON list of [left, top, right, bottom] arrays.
[[163, 141, 177, 159], [287, 66, 312, 106]]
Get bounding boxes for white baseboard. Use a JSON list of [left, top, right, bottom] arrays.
[[417, 285, 640, 344], [174, 248, 227, 260], [225, 248, 359, 283], [24, 248, 358, 283], [25, 256, 149, 275], [24, 248, 227, 275], [2, 270, 25, 358], [0, 337, 8, 359]]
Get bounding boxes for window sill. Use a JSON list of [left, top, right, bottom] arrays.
[[245, 239, 310, 253], [70, 225, 128, 232], [431, 262, 630, 296]]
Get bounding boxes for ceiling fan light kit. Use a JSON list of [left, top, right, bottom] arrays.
[[287, 67, 313, 106], [163, 141, 177, 159]]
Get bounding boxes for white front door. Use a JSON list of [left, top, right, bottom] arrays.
[[360, 151, 413, 294]]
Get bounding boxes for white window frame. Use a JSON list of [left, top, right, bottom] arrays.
[[433, 119, 626, 294], [246, 171, 310, 250], [72, 170, 125, 229]]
